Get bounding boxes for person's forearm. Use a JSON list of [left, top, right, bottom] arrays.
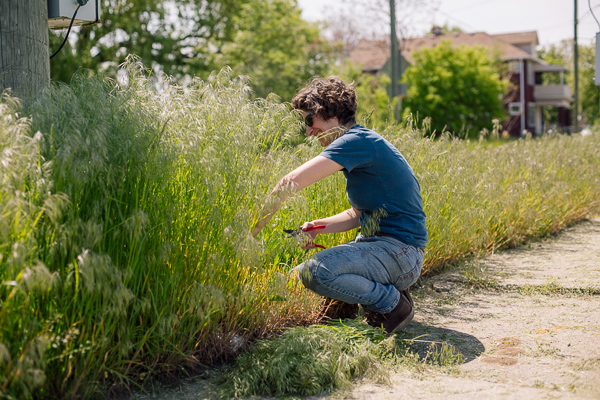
[[310, 207, 361, 234], [253, 156, 344, 237], [253, 178, 297, 237]]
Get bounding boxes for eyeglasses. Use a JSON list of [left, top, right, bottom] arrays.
[[304, 111, 315, 127]]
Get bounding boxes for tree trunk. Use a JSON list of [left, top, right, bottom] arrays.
[[0, 0, 50, 99]]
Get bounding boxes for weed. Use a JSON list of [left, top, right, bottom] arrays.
[[534, 379, 545, 388], [463, 264, 499, 288], [516, 281, 600, 297], [534, 343, 560, 357], [571, 358, 600, 371], [218, 320, 466, 398], [422, 342, 466, 367]]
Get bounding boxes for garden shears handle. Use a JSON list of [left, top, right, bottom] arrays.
[[283, 225, 327, 249]]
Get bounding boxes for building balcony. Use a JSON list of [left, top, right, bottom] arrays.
[[534, 84, 571, 107]]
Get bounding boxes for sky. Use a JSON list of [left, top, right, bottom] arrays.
[[297, 0, 600, 48]]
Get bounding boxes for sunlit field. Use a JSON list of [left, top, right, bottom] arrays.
[[1, 63, 599, 399]]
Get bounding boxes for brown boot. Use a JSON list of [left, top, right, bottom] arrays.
[[366, 290, 414, 334], [401, 288, 414, 307]]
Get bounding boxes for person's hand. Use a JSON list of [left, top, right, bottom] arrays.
[[252, 217, 268, 238], [299, 221, 321, 249]]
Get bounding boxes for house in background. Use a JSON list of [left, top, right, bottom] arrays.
[[349, 30, 572, 137]]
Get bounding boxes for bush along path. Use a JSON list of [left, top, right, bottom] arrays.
[[130, 217, 600, 399]]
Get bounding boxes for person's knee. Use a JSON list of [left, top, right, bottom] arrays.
[[298, 258, 319, 290]]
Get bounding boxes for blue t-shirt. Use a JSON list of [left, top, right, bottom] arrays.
[[319, 125, 428, 248]]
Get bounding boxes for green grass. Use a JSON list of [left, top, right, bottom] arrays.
[[1, 60, 599, 398], [217, 318, 464, 398]]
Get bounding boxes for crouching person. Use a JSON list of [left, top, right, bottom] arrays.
[[253, 76, 427, 333]]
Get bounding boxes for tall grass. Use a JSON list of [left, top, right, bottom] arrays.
[[0, 60, 599, 398], [398, 122, 600, 272]]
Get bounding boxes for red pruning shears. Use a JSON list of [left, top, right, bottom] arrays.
[[283, 225, 327, 249]]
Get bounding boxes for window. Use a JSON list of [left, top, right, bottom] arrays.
[[508, 102, 522, 116]]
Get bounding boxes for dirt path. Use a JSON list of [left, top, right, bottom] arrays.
[[348, 217, 600, 400]]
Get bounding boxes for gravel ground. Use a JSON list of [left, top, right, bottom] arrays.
[[348, 217, 600, 400]]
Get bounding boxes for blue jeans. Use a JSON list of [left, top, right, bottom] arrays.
[[297, 235, 424, 314]]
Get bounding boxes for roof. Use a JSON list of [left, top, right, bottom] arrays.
[[401, 32, 534, 62], [349, 40, 390, 72], [349, 31, 537, 72], [492, 31, 539, 46]]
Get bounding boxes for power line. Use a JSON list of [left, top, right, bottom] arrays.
[[579, 3, 600, 22], [589, 0, 600, 29]]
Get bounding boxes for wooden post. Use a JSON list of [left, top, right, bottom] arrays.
[[390, 0, 401, 122], [0, 0, 50, 99], [390, 0, 398, 99], [573, 0, 578, 133]]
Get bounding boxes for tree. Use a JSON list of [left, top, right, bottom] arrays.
[[49, 0, 334, 100], [578, 44, 599, 124], [539, 41, 599, 125], [0, 0, 50, 98], [402, 40, 508, 137], [429, 24, 464, 35], [216, 0, 334, 100], [333, 62, 396, 130], [49, 0, 244, 83]]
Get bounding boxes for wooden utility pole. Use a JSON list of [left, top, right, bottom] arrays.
[[0, 0, 50, 99], [390, 0, 399, 99], [573, 0, 579, 133], [390, 0, 403, 122]]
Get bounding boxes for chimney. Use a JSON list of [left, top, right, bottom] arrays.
[[431, 26, 443, 37]]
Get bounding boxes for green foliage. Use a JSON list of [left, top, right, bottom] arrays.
[[50, 0, 242, 81], [430, 24, 464, 34], [539, 41, 599, 125], [402, 41, 508, 137], [579, 44, 599, 124], [1, 63, 600, 398], [335, 62, 398, 130], [573, 44, 600, 125], [399, 123, 600, 272], [49, 0, 333, 101], [0, 62, 331, 399], [218, 0, 334, 100]]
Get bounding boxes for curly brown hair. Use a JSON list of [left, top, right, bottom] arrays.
[[291, 76, 357, 126]]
